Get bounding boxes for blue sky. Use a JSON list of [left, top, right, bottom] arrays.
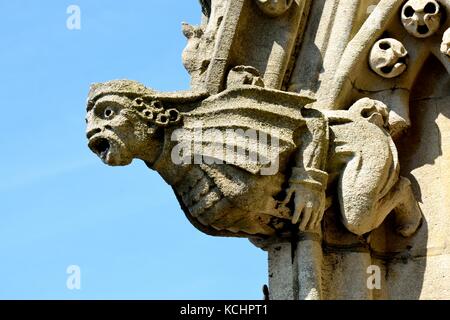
[[0, 1, 266, 299]]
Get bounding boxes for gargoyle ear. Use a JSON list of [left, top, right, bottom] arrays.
[[182, 23, 203, 39]]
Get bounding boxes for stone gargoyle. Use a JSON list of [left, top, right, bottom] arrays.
[[85, 80, 422, 239]]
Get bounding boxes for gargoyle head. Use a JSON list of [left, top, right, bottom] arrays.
[[86, 80, 181, 166], [401, 0, 442, 38], [369, 38, 408, 78]]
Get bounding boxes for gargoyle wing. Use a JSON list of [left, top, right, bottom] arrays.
[[181, 86, 315, 175]]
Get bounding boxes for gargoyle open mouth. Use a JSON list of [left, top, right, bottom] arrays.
[[417, 24, 429, 35], [380, 56, 407, 75], [89, 137, 111, 161]]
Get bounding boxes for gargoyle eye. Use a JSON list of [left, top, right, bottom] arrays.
[[404, 6, 414, 18], [104, 107, 115, 119], [379, 42, 391, 50], [424, 2, 437, 14]]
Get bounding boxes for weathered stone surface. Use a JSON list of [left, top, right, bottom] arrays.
[[85, 0, 450, 300]]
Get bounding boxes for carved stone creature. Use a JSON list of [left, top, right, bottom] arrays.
[[182, 1, 228, 90], [182, 23, 204, 75], [441, 28, 450, 56], [401, 0, 442, 38], [86, 80, 422, 239], [369, 38, 408, 78]]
